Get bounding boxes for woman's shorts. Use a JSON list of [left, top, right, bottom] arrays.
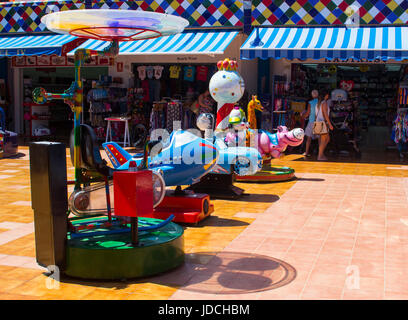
[[305, 122, 317, 139]]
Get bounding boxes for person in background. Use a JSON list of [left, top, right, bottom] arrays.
[[197, 89, 214, 115], [302, 89, 319, 157], [316, 90, 334, 161]]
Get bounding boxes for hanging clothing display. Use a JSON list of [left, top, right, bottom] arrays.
[[149, 102, 167, 133], [169, 65, 181, 79], [154, 66, 164, 80], [183, 65, 195, 82], [393, 110, 408, 144], [183, 109, 197, 130], [137, 66, 146, 80], [399, 87, 408, 105], [196, 65, 208, 82], [141, 80, 150, 102], [149, 79, 161, 102], [166, 101, 183, 133], [146, 66, 154, 80]]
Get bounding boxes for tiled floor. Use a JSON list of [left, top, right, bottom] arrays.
[[0, 146, 407, 299]]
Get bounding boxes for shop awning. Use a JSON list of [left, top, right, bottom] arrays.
[[67, 30, 239, 55], [0, 34, 85, 56], [240, 26, 408, 61]]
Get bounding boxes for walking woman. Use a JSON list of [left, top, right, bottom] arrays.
[[302, 89, 319, 156], [315, 90, 333, 161]]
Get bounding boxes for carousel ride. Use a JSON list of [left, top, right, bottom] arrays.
[[187, 58, 302, 198], [224, 93, 304, 183], [29, 9, 192, 280], [187, 59, 264, 199]]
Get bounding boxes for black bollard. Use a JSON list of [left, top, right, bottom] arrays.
[[29, 142, 68, 271]]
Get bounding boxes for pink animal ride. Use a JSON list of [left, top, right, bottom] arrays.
[[256, 126, 304, 159]]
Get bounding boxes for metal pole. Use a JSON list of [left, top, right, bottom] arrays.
[[131, 217, 138, 246]]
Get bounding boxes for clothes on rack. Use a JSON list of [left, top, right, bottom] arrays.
[[146, 66, 154, 80], [149, 100, 197, 133], [183, 109, 197, 130], [150, 102, 167, 132], [137, 66, 146, 80], [153, 66, 164, 80], [169, 65, 181, 79], [183, 66, 195, 82], [166, 101, 183, 133], [393, 110, 408, 144], [399, 87, 408, 105], [196, 65, 208, 81]]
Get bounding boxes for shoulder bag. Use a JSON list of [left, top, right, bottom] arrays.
[[312, 102, 328, 135]]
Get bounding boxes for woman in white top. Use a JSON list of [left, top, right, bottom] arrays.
[[316, 91, 333, 161]]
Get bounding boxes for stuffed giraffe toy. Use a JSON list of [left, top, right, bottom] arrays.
[[247, 95, 264, 129]]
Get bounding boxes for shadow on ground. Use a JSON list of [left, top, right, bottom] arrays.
[[55, 251, 296, 294], [149, 251, 297, 294], [237, 194, 280, 203], [56, 251, 296, 295], [195, 216, 250, 227], [4, 152, 27, 159]]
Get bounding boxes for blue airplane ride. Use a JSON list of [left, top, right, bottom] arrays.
[[103, 130, 219, 187]]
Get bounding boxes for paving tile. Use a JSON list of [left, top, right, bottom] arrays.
[[349, 259, 384, 279], [0, 170, 20, 173], [342, 288, 384, 300], [306, 270, 347, 288], [8, 201, 31, 206], [301, 284, 343, 300], [384, 291, 408, 300], [2, 149, 408, 299]]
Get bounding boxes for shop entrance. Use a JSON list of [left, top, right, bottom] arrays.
[[131, 63, 217, 135], [291, 63, 408, 163], [22, 66, 108, 142]]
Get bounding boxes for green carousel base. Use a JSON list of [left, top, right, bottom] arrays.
[[65, 216, 184, 280], [236, 165, 296, 183]]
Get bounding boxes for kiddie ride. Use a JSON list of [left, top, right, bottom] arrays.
[[29, 9, 196, 280], [0, 106, 18, 159], [104, 59, 263, 202], [224, 93, 304, 183], [184, 59, 265, 199], [102, 129, 218, 225]]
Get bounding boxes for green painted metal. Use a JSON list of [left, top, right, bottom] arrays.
[[236, 165, 295, 182], [65, 217, 184, 279]]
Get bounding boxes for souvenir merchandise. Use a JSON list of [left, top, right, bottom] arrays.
[[183, 65, 195, 82], [169, 65, 181, 79], [137, 66, 146, 80], [154, 66, 164, 80], [196, 65, 208, 82]]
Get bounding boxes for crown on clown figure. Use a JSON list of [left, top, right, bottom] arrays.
[[217, 58, 238, 71]]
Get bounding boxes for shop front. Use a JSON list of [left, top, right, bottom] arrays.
[[13, 55, 110, 141], [0, 33, 87, 138], [241, 26, 408, 160]]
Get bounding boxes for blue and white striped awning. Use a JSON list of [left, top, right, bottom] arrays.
[[241, 26, 408, 61], [0, 34, 83, 56], [68, 31, 239, 55]]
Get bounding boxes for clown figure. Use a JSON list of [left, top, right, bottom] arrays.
[[224, 106, 249, 147]]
